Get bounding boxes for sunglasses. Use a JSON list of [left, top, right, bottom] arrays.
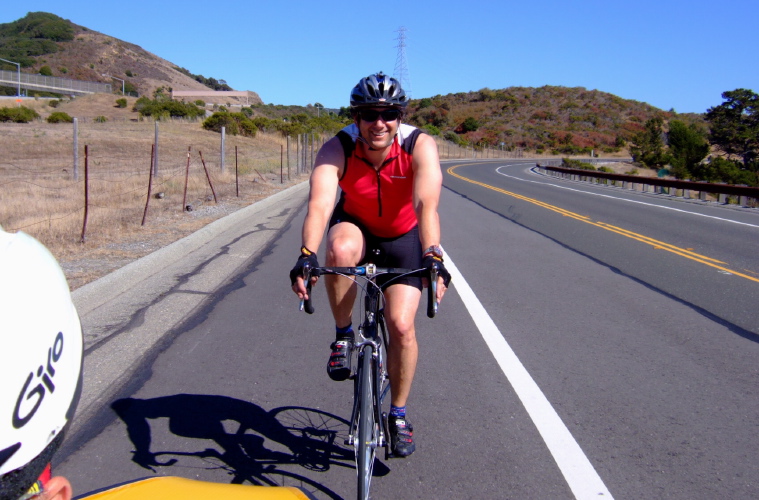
[[358, 109, 401, 122]]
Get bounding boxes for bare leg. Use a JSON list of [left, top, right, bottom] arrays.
[[383, 284, 422, 407], [324, 222, 365, 329]]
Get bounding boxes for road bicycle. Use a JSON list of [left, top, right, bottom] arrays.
[[299, 263, 437, 500]]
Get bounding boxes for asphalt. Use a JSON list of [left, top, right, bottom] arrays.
[[68, 181, 309, 440]]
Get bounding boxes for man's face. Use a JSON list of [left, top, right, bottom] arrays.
[[355, 107, 401, 150]]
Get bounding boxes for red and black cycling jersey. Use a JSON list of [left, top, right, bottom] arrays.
[[335, 123, 424, 239]]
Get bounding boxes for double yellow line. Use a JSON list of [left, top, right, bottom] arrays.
[[448, 164, 759, 283]]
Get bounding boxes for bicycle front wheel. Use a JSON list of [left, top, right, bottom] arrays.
[[356, 344, 376, 500]]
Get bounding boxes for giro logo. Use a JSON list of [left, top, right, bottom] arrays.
[[13, 332, 64, 429]]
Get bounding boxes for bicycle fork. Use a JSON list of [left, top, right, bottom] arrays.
[[346, 339, 387, 450]]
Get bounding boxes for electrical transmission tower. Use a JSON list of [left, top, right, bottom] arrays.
[[393, 27, 411, 97]]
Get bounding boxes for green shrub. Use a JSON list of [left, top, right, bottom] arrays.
[[94, 115, 107, 123], [47, 111, 73, 123], [115, 98, 127, 108], [133, 98, 204, 119], [562, 158, 596, 170], [461, 117, 480, 132], [125, 70, 133, 77], [202, 111, 256, 138], [444, 130, 466, 146], [48, 99, 60, 108], [0, 106, 40, 123], [598, 166, 614, 173], [194, 100, 206, 107], [132, 96, 152, 113], [422, 124, 441, 136], [39, 65, 53, 76]]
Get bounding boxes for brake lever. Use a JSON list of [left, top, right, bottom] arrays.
[[427, 267, 438, 318]]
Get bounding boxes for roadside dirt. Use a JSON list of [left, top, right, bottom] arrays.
[[59, 178, 306, 290]]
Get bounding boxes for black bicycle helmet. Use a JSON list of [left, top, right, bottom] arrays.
[[350, 72, 408, 108]]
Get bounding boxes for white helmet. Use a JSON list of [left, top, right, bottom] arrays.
[[0, 229, 83, 493]]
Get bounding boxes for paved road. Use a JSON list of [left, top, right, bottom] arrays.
[[57, 161, 759, 499]]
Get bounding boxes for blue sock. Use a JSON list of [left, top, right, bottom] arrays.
[[336, 324, 353, 339], [390, 405, 406, 418]]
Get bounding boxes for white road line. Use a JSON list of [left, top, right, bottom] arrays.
[[444, 250, 614, 499], [495, 164, 759, 229]]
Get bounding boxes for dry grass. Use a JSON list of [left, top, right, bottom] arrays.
[[1, 94, 311, 289]]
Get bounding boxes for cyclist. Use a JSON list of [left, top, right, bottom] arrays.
[[290, 72, 451, 458], [0, 228, 84, 500]]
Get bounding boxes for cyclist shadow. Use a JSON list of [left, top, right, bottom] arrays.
[[111, 394, 390, 485]]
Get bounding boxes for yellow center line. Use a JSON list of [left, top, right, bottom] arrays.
[[448, 164, 759, 284]]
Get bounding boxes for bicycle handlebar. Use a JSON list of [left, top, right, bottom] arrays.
[[299, 264, 438, 318]]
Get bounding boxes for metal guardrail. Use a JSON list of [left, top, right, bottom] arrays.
[[536, 161, 759, 207], [0, 69, 112, 96]]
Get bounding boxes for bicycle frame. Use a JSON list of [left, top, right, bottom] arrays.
[[300, 263, 435, 500]]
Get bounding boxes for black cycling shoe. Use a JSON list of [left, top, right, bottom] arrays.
[[327, 338, 353, 381], [388, 414, 415, 457]]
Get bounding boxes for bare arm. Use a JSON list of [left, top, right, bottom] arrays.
[[412, 134, 448, 302], [412, 133, 443, 252], [292, 137, 344, 299]]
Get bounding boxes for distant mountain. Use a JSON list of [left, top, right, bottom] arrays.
[[405, 86, 705, 155], [0, 12, 262, 103]]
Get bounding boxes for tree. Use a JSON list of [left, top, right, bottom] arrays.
[[461, 117, 480, 133], [705, 89, 759, 167], [629, 116, 669, 168], [667, 120, 709, 179]]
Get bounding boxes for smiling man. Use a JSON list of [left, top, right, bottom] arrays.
[[290, 72, 450, 457]]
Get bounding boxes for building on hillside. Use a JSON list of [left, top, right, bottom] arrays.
[[171, 90, 262, 106]]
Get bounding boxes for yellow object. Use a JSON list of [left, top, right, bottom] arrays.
[[77, 476, 314, 500]]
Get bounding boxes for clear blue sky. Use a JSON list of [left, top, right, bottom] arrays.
[[4, 0, 757, 113]]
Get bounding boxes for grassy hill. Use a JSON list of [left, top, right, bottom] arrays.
[[405, 86, 705, 156], [0, 12, 261, 102], [1, 12, 707, 156]]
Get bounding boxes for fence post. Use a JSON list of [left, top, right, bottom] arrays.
[[142, 144, 155, 226], [80, 145, 89, 242], [73, 118, 79, 181], [287, 135, 291, 180], [235, 145, 239, 197], [182, 146, 191, 211], [153, 121, 159, 176], [221, 126, 226, 173], [198, 151, 218, 203]]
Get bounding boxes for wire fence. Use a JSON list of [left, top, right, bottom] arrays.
[[0, 120, 322, 252], [0, 69, 112, 95]]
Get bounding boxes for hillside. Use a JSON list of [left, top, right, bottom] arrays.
[[405, 86, 705, 156], [1, 12, 708, 156], [0, 12, 262, 103]]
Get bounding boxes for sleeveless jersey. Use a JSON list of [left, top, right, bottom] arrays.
[[335, 123, 423, 238]]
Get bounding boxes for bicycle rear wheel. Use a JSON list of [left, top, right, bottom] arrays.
[[356, 344, 376, 500]]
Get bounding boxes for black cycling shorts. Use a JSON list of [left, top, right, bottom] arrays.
[[329, 200, 423, 290]]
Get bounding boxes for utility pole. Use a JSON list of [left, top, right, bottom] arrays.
[[0, 57, 21, 97], [393, 27, 412, 97], [103, 74, 125, 95]]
